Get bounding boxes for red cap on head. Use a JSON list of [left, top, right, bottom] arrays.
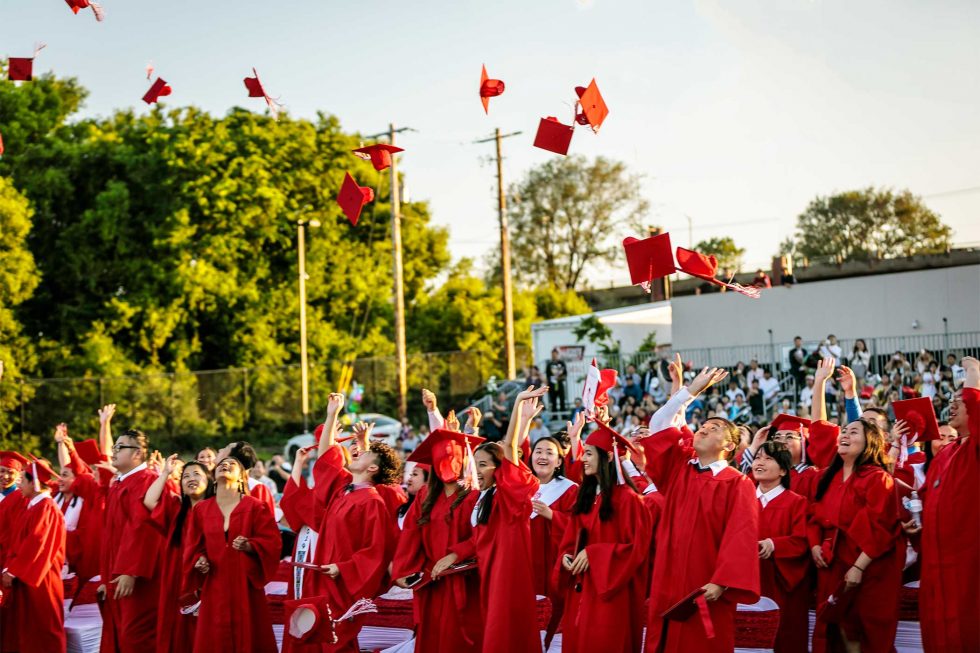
[[336, 172, 374, 226], [586, 421, 639, 457], [407, 429, 485, 484], [29, 456, 59, 488], [770, 414, 811, 437], [892, 397, 940, 441], [0, 452, 28, 472], [675, 247, 761, 299], [142, 77, 172, 105], [574, 79, 609, 133], [352, 144, 403, 172], [623, 234, 676, 288], [74, 439, 109, 466], [533, 117, 574, 156], [479, 64, 505, 114]]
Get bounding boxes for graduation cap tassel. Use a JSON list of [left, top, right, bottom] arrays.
[[33, 43, 47, 58], [722, 274, 762, 299], [799, 423, 807, 466], [32, 461, 41, 493], [90, 2, 105, 21], [334, 598, 378, 623], [612, 438, 625, 486]]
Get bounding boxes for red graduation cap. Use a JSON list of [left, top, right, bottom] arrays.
[[586, 421, 638, 485], [243, 68, 283, 121], [770, 414, 811, 436], [0, 451, 28, 472], [408, 428, 485, 484], [533, 117, 574, 156], [623, 233, 676, 291], [284, 597, 336, 644], [675, 247, 761, 299], [574, 79, 609, 133], [479, 64, 505, 114], [336, 172, 374, 226], [8, 44, 45, 82], [352, 144, 403, 172], [892, 397, 940, 442], [65, 0, 105, 21], [142, 77, 172, 105], [74, 439, 109, 466], [29, 456, 59, 489]]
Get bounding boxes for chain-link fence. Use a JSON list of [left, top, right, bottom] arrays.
[[10, 346, 531, 455]]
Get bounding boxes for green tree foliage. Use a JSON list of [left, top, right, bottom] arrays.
[[507, 155, 648, 291], [573, 315, 620, 357], [791, 188, 952, 261], [694, 236, 746, 272]]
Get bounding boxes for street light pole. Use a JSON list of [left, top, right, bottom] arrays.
[[389, 123, 409, 421], [297, 215, 320, 434]]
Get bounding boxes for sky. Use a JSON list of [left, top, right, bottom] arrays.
[[3, 0, 979, 287]]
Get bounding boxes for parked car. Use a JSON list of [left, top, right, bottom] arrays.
[[283, 412, 402, 461]]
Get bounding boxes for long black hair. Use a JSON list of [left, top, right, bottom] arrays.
[[474, 442, 505, 526], [814, 419, 889, 502], [757, 441, 793, 490], [172, 461, 215, 547], [413, 466, 474, 526], [573, 447, 640, 522]]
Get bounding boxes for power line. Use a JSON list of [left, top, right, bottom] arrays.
[[923, 185, 980, 199]]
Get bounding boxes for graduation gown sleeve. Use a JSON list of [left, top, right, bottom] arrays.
[[709, 473, 762, 604], [6, 497, 66, 586]]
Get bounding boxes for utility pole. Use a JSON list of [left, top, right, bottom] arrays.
[[475, 128, 522, 379], [364, 124, 415, 420], [297, 214, 321, 433]]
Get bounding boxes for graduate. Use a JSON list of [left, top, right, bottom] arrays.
[[215, 441, 275, 515], [350, 419, 408, 521], [0, 450, 28, 652], [752, 441, 810, 653], [808, 417, 903, 653], [143, 454, 214, 653], [639, 367, 761, 653], [529, 413, 581, 647], [300, 392, 401, 653], [185, 452, 280, 653], [279, 444, 320, 602], [396, 461, 429, 529], [435, 386, 544, 653], [917, 356, 979, 652], [1, 457, 66, 653], [392, 426, 484, 653], [555, 420, 652, 653], [99, 428, 163, 653]]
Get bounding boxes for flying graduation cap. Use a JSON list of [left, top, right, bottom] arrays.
[[243, 68, 283, 121], [65, 0, 105, 21], [574, 79, 609, 133], [7, 44, 46, 82], [143, 77, 172, 104], [532, 116, 574, 156], [674, 247, 762, 298], [352, 144, 403, 172], [336, 172, 374, 226], [479, 64, 505, 114]]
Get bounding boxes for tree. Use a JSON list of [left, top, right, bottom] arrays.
[[791, 188, 952, 261], [573, 315, 620, 357], [506, 155, 648, 291], [693, 236, 745, 272]]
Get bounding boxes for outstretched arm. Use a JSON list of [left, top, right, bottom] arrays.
[[98, 404, 116, 458], [317, 393, 345, 459], [812, 357, 835, 423], [504, 386, 548, 463], [54, 423, 71, 469], [143, 454, 180, 511]]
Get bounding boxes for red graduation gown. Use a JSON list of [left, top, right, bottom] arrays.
[[376, 482, 408, 524], [555, 484, 652, 653], [757, 488, 809, 653], [808, 463, 902, 653], [306, 446, 397, 653], [65, 448, 106, 584], [640, 427, 761, 653], [100, 466, 162, 653], [184, 495, 280, 653], [919, 386, 980, 652], [147, 491, 197, 653], [391, 484, 483, 653], [450, 457, 541, 653], [530, 478, 577, 598], [4, 493, 66, 653], [0, 488, 26, 651], [249, 480, 275, 515]]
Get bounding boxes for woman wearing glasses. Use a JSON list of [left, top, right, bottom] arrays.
[[185, 452, 281, 653]]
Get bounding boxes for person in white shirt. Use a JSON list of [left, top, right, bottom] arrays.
[[799, 374, 815, 408], [746, 359, 766, 386], [759, 369, 781, 401], [528, 417, 551, 445], [725, 380, 746, 403], [818, 334, 843, 363]]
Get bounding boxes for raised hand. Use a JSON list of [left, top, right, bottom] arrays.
[[294, 445, 314, 470], [889, 420, 910, 445], [814, 357, 835, 384], [162, 453, 181, 477], [963, 356, 980, 389], [688, 367, 729, 397], [326, 392, 345, 416], [516, 385, 549, 403], [837, 365, 856, 397], [352, 420, 374, 440], [54, 423, 69, 444], [463, 406, 482, 432], [98, 404, 116, 425], [668, 353, 684, 392], [421, 388, 438, 412], [445, 410, 461, 433]]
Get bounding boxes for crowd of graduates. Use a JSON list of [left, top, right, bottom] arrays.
[[0, 353, 976, 653]]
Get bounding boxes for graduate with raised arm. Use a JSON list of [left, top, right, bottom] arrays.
[[297, 392, 400, 653], [0, 450, 28, 650], [752, 442, 810, 653], [98, 427, 163, 653], [185, 450, 280, 653], [437, 386, 545, 653], [917, 356, 979, 652], [391, 401, 485, 653], [1, 458, 66, 653], [555, 418, 652, 653], [143, 454, 213, 653], [213, 441, 275, 515], [279, 444, 321, 605], [350, 419, 407, 522], [638, 367, 761, 653]]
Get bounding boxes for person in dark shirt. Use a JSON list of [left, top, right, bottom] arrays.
[[544, 348, 568, 413], [748, 379, 765, 418], [788, 336, 808, 396]]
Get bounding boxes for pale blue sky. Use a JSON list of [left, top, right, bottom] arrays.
[[4, 0, 979, 285]]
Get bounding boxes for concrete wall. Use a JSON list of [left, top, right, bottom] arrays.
[[670, 265, 980, 350]]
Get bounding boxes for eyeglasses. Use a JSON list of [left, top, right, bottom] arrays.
[[771, 434, 801, 443], [111, 444, 140, 452]]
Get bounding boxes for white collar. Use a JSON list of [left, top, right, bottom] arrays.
[[530, 476, 576, 519], [117, 462, 148, 483], [28, 490, 51, 509], [756, 484, 785, 507], [689, 458, 729, 476]]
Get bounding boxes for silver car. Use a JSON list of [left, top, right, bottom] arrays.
[[283, 412, 403, 461]]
